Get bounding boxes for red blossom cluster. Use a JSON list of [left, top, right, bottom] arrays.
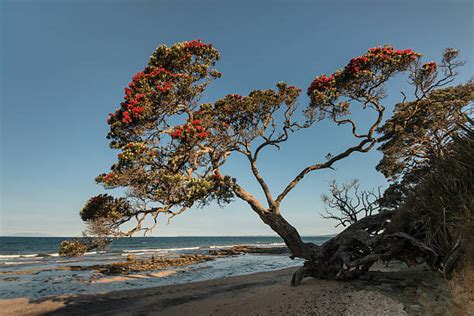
[[125, 68, 180, 99], [182, 53, 192, 61], [345, 46, 419, 78], [170, 119, 209, 140], [421, 61, 437, 73], [121, 111, 132, 124], [367, 47, 419, 60], [127, 68, 181, 92], [308, 75, 336, 94], [346, 56, 368, 72], [180, 39, 212, 62], [367, 46, 419, 60], [184, 39, 212, 49], [308, 46, 421, 99], [107, 39, 219, 134], [119, 93, 147, 123], [157, 81, 173, 92], [108, 67, 187, 126], [102, 172, 116, 183]]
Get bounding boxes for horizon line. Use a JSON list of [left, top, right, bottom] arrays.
[[0, 234, 336, 238]]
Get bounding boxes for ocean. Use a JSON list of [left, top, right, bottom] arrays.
[[0, 236, 330, 299]]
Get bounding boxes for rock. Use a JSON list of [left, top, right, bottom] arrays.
[[2, 277, 20, 282], [208, 245, 288, 256], [74, 253, 214, 275]]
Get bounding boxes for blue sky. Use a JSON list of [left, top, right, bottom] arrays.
[[1, 0, 472, 236]]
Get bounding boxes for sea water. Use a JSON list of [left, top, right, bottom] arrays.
[[0, 236, 330, 299]]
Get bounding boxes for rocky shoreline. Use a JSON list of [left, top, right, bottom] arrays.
[[77, 245, 289, 275], [0, 245, 290, 278]]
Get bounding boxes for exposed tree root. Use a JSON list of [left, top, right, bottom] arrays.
[[290, 212, 438, 286]]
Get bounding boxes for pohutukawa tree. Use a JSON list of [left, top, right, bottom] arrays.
[[75, 40, 469, 284]]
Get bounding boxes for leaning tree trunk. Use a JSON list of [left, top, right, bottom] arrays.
[[259, 210, 437, 286], [258, 212, 320, 260]]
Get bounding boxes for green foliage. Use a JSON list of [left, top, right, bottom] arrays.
[[377, 82, 474, 181], [390, 119, 474, 268], [213, 83, 302, 141], [80, 194, 131, 221], [97, 40, 236, 216]]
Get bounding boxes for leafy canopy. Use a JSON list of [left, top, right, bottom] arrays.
[[83, 40, 427, 236]]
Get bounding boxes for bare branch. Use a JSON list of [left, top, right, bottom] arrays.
[[321, 180, 381, 227]]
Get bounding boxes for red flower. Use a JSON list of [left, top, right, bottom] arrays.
[[132, 106, 144, 116], [132, 71, 145, 82], [127, 99, 138, 109], [422, 61, 437, 73], [122, 111, 132, 124], [308, 74, 335, 94], [103, 172, 115, 182], [184, 39, 210, 49], [182, 53, 192, 61], [170, 127, 184, 139], [157, 81, 172, 92], [124, 87, 132, 99], [196, 131, 209, 138]]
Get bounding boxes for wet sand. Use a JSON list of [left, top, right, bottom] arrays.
[[0, 265, 453, 316]]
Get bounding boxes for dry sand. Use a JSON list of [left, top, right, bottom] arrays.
[[0, 266, 453, 316]]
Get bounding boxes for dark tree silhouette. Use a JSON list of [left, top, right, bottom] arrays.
[[321, 180, 382, 228]]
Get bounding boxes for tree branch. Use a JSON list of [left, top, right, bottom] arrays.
[[276, 137, 376, 205], [232, 182, 269, 214]]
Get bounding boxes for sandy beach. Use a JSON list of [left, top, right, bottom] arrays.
[[0, 265, 454, 316]]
